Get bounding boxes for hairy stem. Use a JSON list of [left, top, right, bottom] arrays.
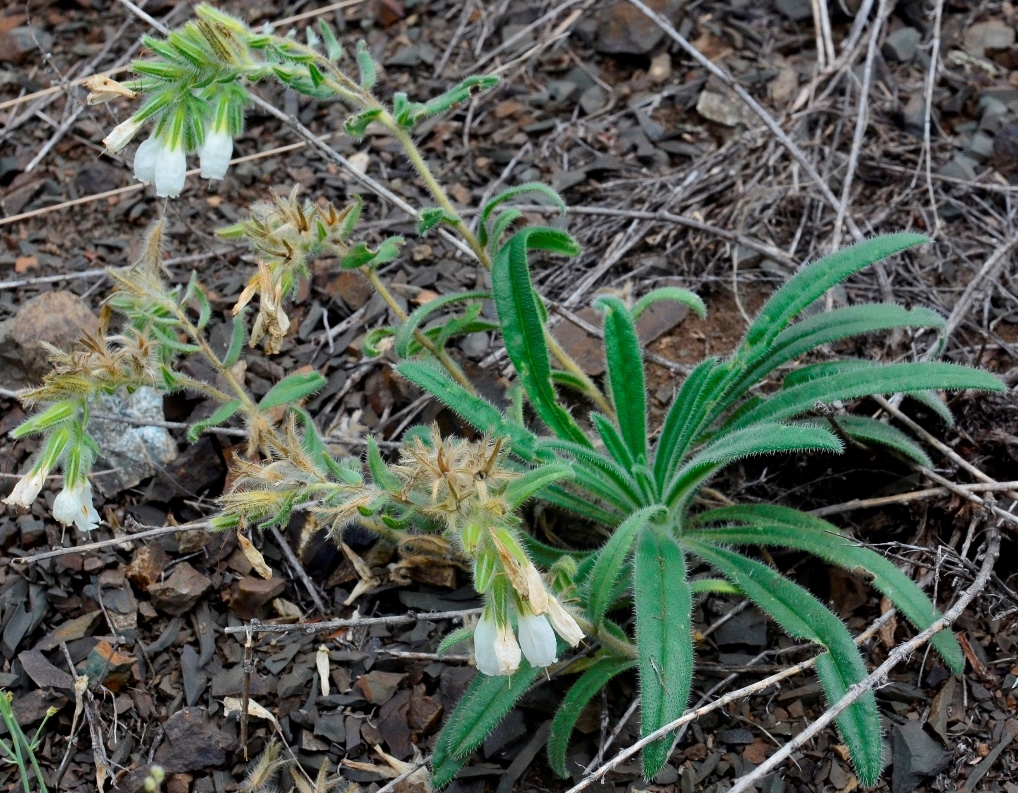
[[363, 268, 477, 394], [545, 333, 614, 415]]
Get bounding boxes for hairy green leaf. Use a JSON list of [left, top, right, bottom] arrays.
[[397, 362, 538, 461], [666, 423, 842, 508], [588, 506, 664, 626], [492, 227, 588, 445], [479, 182, 566, 248], [828, 414, 932, 466], [367, 437, 402, 495], [338, 236, 404, 270], [431, 662, 544, 788], [548, 656, 636, 777], [591, 412, 634, 469], [503, 464, 573, 508], [632, 287, 706, 321], [743, 233, 928, 350], [731, 362, 1003, 430], [394, 290, 489, 359], [688, 503, 963, 671], [538, 439, 642, 510], [259, 371, 327, 410], [186, 399, 241, 442], [597, 296, 647, 462], [653, 358, 721, 488], [682, 539, 882, 784], [540, 484, 623, 525], [634, 525, 693, 778], [223, 309, 247, 367], [355, 40, 376, 89]]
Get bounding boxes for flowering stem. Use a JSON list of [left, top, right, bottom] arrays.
[[545, 334, 615, 416]]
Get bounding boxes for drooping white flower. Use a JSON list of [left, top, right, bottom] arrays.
[[473, 610, 501, 676], [517, 609, 557, 668], [3, 468, 47, 509], [546, 597, 584, 647], [154, 141, 187, 198], [199, 127, 233, 180], [493, 620, 521, 675], [134, 136, 160, 184], [53, 481, 100, 533], [103, 117, 142, 153], [474, 610, 522, 676]]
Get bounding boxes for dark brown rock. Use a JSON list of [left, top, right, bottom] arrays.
[[356, 670, 407, 705], [126, 544, 171, 591], [596, 0, 684, 55], [0, 292, 99, 388], [147, 563, 212, 616], [152, 707, 235, 773], [229, 575, 287, 620]]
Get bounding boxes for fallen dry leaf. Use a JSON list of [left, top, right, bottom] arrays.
[[237, 530, 272, 579]]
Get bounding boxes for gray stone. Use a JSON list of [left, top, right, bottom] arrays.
[[715, 609, 768, 649], [548, 80, 579, 102], [883, 27, 922, 63], [774, 0, 812, 22], [966, 131, 995, 162], [0, 28, 53, 66], [891, 721, 950, 793], [963, 20, 1015, 58], [938, 154, 978, 182], [89, 386, 178, 496], [718, 728, 755, 745], [579, 85, 608, 115], [697, 89, 753, 127]]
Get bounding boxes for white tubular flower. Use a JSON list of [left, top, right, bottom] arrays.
[[493, 621, 522, 675], [517, 609, 557, 668], [474, 610, 521, 676], [473, 610, 501, 676], [103, 117, 142, 153], [154, 141, 187, 198], [199, 127, 233, 180], [546, 597, 584, 647], [134, 136, 160, 184], [4, 469, 47, 509], [53, 481, 100, 533]]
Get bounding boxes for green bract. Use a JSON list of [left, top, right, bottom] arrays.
[[401, 232, 1004, 785]]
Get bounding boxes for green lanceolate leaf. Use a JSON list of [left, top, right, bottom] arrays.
[[397, 362, 538, 460], [717, 304, 947, 419], [743, 233, 928, 350], [478, 182, 566, 248], [503, 464, 573, 508], [588, 506, 664, 626], [367, 437, 402, 495], [548, 656, 637, 778], [730, 362, 1003, 430], [259, 371, 327, 410], [541, 484, 623, 525], [634, 525, 693, 778], [682, 539, 882, 784], [665, 423, 842, 508], [492, 227, 588, 445], [355, 40, 376, 89], [417, 207, 461, 236], [394, 290, 490, 359], [339, 236, 405, 270], [416, 74, 500, 123], [688, 503, 964, 671], [318, 20, 343, 60], [186, 399, 241, 442], [597, 296, 647, 462], [538, 438, 642, 510], [431, 661, 544, 789], [223, 309, 247, 367], [592, 412, 634, 469], [632, 287, 706, 321], [11, 400, 78, 438], [437, 627, 473, 657], [827, 414, 932, 466], [653, 358, 721, 488]]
